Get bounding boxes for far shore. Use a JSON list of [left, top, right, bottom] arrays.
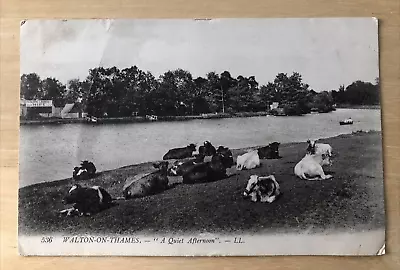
[[334, 104, 381, 109], [19, 106, 380, 125], [19, 130, 385, 236]]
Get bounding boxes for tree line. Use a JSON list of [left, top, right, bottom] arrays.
[[20, 66, 380, 118]]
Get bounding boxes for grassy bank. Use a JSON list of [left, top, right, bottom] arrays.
[[18, 131, 385, 236]]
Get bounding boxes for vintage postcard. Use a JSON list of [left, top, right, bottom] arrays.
[[18, 18, 385, 256]]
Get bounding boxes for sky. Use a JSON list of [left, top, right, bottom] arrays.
[[20, 18, 379, 92]]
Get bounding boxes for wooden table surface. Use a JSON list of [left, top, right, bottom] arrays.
[[1, 0, 399, 269]]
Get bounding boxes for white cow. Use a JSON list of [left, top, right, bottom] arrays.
[[307, 140, 333, 157], [236, 150, 260, 170], [294, 153, 333, 180], [243, 175, 281, 203]]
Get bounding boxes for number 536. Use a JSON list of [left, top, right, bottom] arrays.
[[41, 236, 53, 243]]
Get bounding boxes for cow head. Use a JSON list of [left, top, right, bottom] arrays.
[[80, 160, 90, 167], [320, 153, 332, 166], [269, 142, 281, 157], [188, 143, 197, 152], [153, 161, 169, 172], [215, 148, 233, 168], [307, 140, 316, 154], [243, 175, 259, 197], [64, 184, 82, 204]]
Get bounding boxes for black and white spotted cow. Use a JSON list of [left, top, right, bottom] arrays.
[[60, 184, 113, 216]]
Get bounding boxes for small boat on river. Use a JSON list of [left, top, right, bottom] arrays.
[[340, 118, 353, 125]]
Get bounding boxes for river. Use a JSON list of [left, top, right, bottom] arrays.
[[19, 109, 382, 187]]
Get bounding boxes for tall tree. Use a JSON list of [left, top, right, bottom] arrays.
[[40, 77, 67, 107], [20, 73, 42, 99], [64, 79, 82, 103], [228, 75, 258, 112], [264, 72, 312, 115], [219, 71, 236, 113], [259, 82, 277, 110], [345, 80, 379, 105], [204, 71, 221, 113], [192, 76, 211, 114]]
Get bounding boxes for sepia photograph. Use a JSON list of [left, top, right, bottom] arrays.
[[18, 18, 385, 256]]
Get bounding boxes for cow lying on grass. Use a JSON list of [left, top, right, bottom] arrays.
[[294, 153, 333, 180], [236, 150, 260, 170], [243, 175, 281, 203], [198, 141, 216, 156], [123, 161, 169, 199], [167, 154, 205, 176], [257, 142, 281, 159], [72, 160, 97, 181], [306, 140, 333, 157], [216, 146, 234, 168], [60, 184, 113, 216], [182, 151, 232, 184], [163, 144, 197, 160]]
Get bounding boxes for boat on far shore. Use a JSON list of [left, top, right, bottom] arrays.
[[340, 118, 354, 125], [85, 116, 98, 123]]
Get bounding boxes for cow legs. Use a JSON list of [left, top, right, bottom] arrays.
[[261, 195, 276, 203], [305, 168, 332, 180], [59, 207, 77, 216], [320, 173, 333, 180], [250, 192, 258, 202]]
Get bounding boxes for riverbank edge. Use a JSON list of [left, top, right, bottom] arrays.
[[19, 111, 271, 125], [334, 104, 381, 109], [19, 107, 381, 125], [19, 129, 382, 190]]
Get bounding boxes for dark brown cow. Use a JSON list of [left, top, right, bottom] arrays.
[[182, 153, 229, 184], [163, 144, 196, 160], [198, 141, 217, 156], [167, 154, 205, 176], [123, 161, 169, 199], [257, 142, 281, 159]]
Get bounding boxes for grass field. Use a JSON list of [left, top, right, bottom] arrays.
[[18, 131, 385, 236]]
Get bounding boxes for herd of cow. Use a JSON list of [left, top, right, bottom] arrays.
[[60, 139, 334, 217]]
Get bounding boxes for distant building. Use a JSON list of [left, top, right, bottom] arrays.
[[20, 99, 53, 118], [21, 100, 85, 119], [60, 103, 84, 118], [270, 102, 279, 110]]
